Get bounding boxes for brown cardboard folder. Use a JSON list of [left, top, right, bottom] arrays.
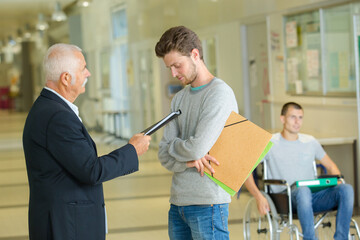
[[204, 111, 273, 195]]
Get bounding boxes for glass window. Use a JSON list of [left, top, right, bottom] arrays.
[[323, 4, 356, 95], [111, 7, 127, 39], [284, 11, 321, 95], [283, 2, 360, 97]]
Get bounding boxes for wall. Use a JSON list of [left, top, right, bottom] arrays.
[[198, 22, 244, 112]]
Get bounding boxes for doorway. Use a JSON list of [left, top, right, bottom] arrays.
[[241, 21, 271, 130]]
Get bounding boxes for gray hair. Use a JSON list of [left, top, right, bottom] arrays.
[[43, 43, 82, 85]]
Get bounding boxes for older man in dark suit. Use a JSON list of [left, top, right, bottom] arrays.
[[22, 43, 151, 240]]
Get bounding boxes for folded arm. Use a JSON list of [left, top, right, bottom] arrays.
[[167, 89, 237, 162]]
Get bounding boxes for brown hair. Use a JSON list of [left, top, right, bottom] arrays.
[[155, 26, 203, 60], [281, 102, 303, 116]]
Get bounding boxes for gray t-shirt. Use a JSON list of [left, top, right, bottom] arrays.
[[158, 78, 238, 206], [265, 133, 326, 193]]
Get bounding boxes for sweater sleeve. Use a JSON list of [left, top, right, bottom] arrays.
[[158, 118, 187, 172], [167, 84, 238, 162]]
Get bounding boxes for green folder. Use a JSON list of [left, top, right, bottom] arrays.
[[291, 177, 338, 193]]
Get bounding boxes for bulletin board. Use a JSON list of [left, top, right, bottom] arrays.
[[283, 3, 358, 97]]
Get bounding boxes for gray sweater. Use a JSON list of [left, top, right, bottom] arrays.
[[265, 133, 326, 193], [158, 78, 238, 206]]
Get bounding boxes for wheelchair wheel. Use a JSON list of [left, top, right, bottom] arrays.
[[312, 212, 359, 240], [315, 212, 336, 240], [243, 197, 277, 240], [349, 218, 360, 240]]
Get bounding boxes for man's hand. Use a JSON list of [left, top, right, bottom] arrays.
[[255, 194, 270, 215], [186, 154, 219, 176], [129, 133, 151, 156]]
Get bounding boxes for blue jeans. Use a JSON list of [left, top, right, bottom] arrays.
[[291, 184, 354, 240], [168, 204, 229, 240]]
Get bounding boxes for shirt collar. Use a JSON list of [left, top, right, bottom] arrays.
[[190, 83, 208, 91], [44, 87, 82, 122]]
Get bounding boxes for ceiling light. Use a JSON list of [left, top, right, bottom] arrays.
[[36, 13, 49, 31], [52, 2, 67, 22], [77, 0, 92, 7]]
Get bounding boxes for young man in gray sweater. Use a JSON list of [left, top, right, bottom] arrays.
[[155, 26, 238, 239]]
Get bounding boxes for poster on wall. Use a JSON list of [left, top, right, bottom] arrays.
[[287, 58, 299, 83], [338, 52, 349, 89], [271, 31, 281, 51], [329, 52, 339, 88], [329, 52, 350, 90], [306, 50, 319, 77], [286, 21, 298, 48]]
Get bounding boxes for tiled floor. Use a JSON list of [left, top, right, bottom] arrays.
[[0, 110, 359, 240]]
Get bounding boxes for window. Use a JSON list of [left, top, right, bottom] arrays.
[[111, 6, 127, 40], [284, 3, 360, 96]]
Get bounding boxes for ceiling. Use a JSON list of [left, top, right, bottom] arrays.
[[0, 0, 76, 44], [0, 0, 266, 45]]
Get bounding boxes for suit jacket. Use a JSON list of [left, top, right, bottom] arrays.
[[23, 89, 139, 240]]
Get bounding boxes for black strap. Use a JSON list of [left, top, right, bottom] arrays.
[[224, 119, 248, 128]]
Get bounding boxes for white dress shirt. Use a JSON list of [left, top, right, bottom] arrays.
[[44, 87, 82, 122]]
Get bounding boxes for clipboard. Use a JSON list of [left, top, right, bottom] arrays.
[[204, 111, 273, 196], [141, 109, 181, 135]]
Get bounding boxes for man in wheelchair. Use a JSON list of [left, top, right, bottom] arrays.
[[244, 102, 355, 240]]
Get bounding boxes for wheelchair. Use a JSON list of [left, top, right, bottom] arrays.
[[243, 161, 360, 240]]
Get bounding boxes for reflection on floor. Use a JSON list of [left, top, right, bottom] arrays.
[[0, 110, 358, 240]]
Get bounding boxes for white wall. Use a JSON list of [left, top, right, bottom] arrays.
[[198, 22, 244, 113]]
